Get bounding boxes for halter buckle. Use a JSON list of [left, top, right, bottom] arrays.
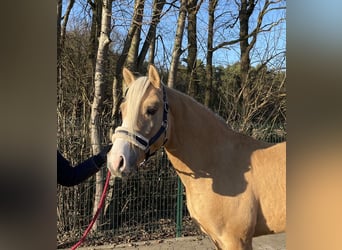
[[164, 102, 169, 112]]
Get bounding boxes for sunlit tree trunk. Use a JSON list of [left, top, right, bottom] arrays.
[[90, 0, 112, 231], [127, 0, 145, 71], [137, 0, 166, 71], [167, 0, 187, 88]]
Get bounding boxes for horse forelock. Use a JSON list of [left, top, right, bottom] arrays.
[[125, 76, 150, 134]]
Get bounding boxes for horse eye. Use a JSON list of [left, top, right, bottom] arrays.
[[146, 107, 157, 116]]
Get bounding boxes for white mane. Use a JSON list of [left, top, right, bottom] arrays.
[[124, 76, 150, 134]]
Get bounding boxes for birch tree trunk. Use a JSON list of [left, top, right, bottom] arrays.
[[107, 1, 143, 216], [167, 0, 187, 88], [90, 0, 112, 231]]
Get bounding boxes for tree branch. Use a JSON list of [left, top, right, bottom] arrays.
[[61, 0, 75, 47]]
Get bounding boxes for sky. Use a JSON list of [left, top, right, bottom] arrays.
[[63, 0, 286, 70]]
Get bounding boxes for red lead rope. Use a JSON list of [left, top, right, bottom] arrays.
[[71, 170, 111, 250]]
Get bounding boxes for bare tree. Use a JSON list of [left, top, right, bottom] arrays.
[[89, 0, 112, 231], [88, 0, 103, 73], [186, 0, 199, 97], [111, 0, 150, 133], [137, 0, 166, 71], [127, 0, 146, 71], [203, 0, 285, 128], [239, 0, 255, 87], [61, 0, 76, 49], [167, 0, 187, 88], [57, 0, 75, 91], [238, 0, 285, 126], [204, 0, 218, 107]]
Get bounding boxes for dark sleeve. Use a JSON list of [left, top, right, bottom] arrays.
[[57, 150, 106, 187]]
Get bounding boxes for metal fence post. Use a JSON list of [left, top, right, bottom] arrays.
[[176, 176, 183, 237]]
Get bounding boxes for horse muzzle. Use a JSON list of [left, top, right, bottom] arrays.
[[106, 138, 140, 178]]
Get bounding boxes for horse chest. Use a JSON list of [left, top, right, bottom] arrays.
[[185, 179, 258, 230]]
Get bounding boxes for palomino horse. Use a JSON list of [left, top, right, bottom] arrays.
[[107, 65, 286, 250]]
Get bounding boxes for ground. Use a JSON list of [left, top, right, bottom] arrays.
[[67, 233, 285, 250]]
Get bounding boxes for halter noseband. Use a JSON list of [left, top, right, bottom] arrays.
[[113, 85, 169, 164]]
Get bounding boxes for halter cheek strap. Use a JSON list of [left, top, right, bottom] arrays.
[[113, 85, 169, 164], [112, 128, 149, 150]]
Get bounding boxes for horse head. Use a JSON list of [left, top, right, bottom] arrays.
[[107, 65, 169, 178]]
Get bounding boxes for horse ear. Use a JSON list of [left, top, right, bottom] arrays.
[[148, 64, 161, 89], [122, 67, 135, 86]]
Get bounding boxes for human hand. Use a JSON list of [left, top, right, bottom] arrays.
[[99, 144, 113, 161]]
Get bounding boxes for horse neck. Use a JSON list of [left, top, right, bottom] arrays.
[[164, 87, 236, 173]]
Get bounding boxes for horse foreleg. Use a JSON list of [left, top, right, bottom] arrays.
[[213, 236, 253, 250]]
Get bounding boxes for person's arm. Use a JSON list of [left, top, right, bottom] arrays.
[[57, 145, 111, 187]]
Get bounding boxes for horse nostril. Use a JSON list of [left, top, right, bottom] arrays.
[[118, 156, 124, 170]]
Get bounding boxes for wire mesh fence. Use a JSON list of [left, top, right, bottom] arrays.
[[57, 130, 285, 249], [57, 150, 202, 249]]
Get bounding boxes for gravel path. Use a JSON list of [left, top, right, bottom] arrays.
[[70, 233, 285, 250]]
